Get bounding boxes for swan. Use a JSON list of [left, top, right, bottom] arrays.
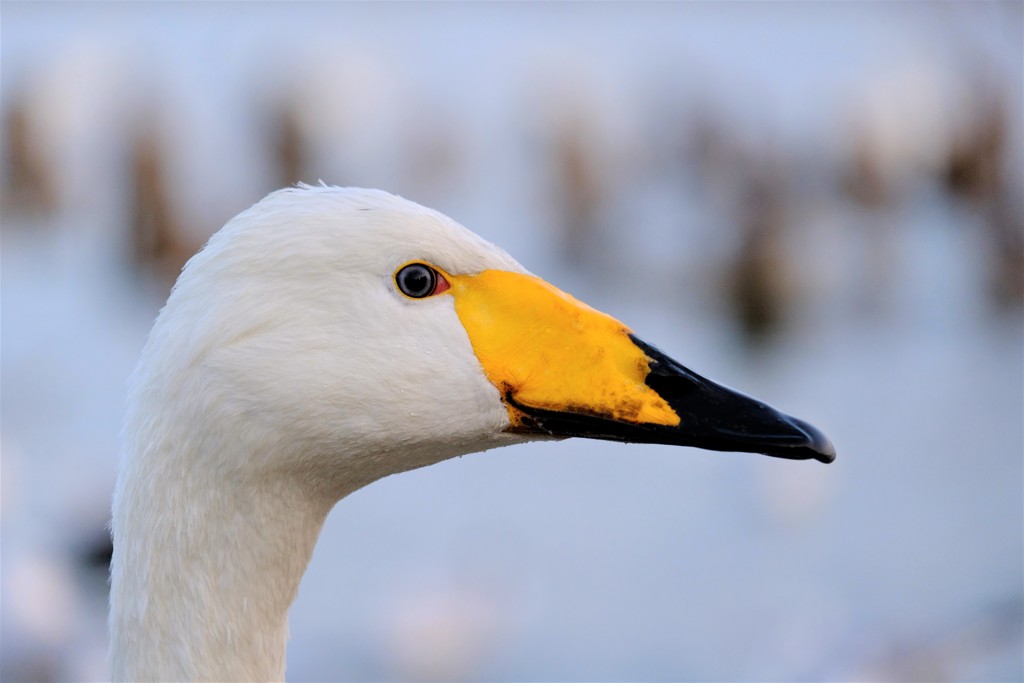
[[109, 185, 835, 682]]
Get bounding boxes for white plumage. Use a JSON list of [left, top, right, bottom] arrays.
[[110, 187, 530, 681]]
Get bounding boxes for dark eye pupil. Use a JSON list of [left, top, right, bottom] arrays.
[[397, 264, 436, 298]]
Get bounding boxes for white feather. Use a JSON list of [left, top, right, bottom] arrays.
[[110, 187, 532, 681]]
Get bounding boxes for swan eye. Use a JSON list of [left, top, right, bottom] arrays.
[[396, 263, 450, 298]]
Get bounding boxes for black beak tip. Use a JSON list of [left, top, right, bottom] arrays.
[[791, 417, 836, 464]]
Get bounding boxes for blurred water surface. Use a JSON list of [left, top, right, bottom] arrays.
[[2, 2, 1022, 681]]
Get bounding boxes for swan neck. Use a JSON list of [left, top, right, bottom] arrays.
[[110, 446, 332, 682]]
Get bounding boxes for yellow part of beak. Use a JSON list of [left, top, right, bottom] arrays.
[[449, 270, 681, 429]]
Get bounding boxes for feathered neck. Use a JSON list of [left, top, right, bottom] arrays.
[[109, 404, 336, 682]]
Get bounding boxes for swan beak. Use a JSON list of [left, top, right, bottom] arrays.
[[450, 270, 835, 464]]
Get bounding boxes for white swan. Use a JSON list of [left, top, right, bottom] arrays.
[[109, 185, 834, 682]]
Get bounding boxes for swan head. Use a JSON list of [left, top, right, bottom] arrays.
[[131, 185, 833, 499], [115, 185, 834, 681]]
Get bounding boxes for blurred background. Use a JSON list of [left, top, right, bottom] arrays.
[[2, 2, 1022, 681]]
